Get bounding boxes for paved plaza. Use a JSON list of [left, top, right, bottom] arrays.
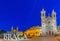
[[0, 36, 60, 41]]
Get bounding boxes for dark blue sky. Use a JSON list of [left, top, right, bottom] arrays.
[[0, 0, 60, 31]]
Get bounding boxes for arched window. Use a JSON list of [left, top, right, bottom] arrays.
[[43, 14, 44, 16], [54, 14, 55, 17], [48, 21, 50, 24]]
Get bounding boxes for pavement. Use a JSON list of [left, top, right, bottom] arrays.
[[0, 36, 60, 41]]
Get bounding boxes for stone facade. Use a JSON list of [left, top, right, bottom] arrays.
[[41, 9, 57, 36]]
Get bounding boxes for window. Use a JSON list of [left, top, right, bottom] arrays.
[[43, 14, 44, 16], [48, 21, 50, 24], [54, 15, 55, 17]]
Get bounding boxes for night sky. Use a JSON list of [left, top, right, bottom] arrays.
[[0, 0, 60, 31]]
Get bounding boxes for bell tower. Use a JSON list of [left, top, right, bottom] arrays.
[[52, 9, 56, 19], [52, 9, 57, 34], [41, 9, 46, 36], [16, 26, 18, 32], [41, 8, 46, 28], [11, 26, 13, 32]]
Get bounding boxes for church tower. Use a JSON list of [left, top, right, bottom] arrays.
[[11, 26, 13, 32], [16, 26, 18, 32], [52, 9, 57, 34], [41, 9, 46, 28], [41, 9, 46, 36]]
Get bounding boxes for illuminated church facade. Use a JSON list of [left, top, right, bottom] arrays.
[[41, 9, 57, 36]]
